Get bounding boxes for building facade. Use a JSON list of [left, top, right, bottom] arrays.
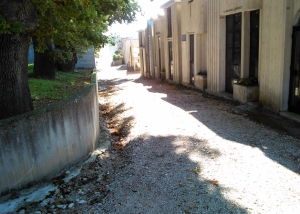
[[151, 15, 166, 78], [181, 0, 208, 87], [138, 29, 147, 76], [138, 0, 300, 116], [207, 0, 300, 114], [161, 0, 182, 83]]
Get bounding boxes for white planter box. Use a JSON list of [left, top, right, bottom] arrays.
[[233, 84, 259, 103], [112, 59, 122, 66], [194, 75, 207, 91]]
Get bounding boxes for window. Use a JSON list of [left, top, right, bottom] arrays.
[[167, 7, 172, 38]]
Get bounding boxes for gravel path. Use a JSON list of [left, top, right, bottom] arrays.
[[93, 68, 300, 214], [14, 67, 300, 214]]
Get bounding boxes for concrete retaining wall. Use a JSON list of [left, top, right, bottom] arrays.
[[0, 73, 99, 196]]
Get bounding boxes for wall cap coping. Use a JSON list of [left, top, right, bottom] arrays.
[[0, 71, 97, 127], [161, 0, 181, 9]]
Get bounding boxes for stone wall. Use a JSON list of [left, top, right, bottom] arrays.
[[0, 73, 99, 196]]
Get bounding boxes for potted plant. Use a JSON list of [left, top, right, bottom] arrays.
[[160, 68, 166, 80], [233, 77, 259, 103], [112, 51, 123, 66], [194, 70, 207, 91]]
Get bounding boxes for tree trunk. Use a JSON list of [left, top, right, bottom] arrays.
[[32, 36, 56, 80], [0, 0, 38, 120], [55, 47, 78, 73]]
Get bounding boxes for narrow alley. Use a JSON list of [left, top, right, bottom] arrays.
[[10, 67, 300, 214]]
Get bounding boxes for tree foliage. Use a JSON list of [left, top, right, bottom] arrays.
[[33, 0, 140, 56], [0, 0, 140, 119]]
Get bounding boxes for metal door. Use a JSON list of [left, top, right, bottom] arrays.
[[158, 36, 162, 78], [226, 13, 241, 93], [249, 10, 260, 78], [168, 41, 173, 80], [288, 26, 300, 113], [190, 34, 195, 84]]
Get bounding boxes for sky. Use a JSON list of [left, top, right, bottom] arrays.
[[108, 0, 169, 38]]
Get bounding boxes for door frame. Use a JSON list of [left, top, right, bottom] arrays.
[[288, 26, 300, 113]]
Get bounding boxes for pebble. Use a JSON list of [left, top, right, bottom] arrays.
[[83, 177, 88, 181], [35, 211, 42, 214], [19, 210, 26, 214], [68, 203, 75, 208], [78, 199, 86, 204], [40, 198, 51, 207], [57, 204, 67, 209]]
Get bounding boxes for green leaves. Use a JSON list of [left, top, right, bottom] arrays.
[[0, 0, 141, 62], [31, 0, 140, 54], [0, 15, 27, 36]]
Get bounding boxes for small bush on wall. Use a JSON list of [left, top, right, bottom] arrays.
[[235, 77, 258, 86]]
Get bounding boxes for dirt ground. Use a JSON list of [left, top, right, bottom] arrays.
[[9, 67, 300, 213]]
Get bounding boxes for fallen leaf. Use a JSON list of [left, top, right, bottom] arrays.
[[112, 142, 125, 151], [114, 127, 119, 134], [189, 204, 195, 209], [209, 179, 219, 185]]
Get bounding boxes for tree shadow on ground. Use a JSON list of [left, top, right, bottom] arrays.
[[100, 134, 249, 213], [98, 77, 248, 213], [116, 65, 127, 70], [132, 77, 300, 175], [99, 77, 139, 87]]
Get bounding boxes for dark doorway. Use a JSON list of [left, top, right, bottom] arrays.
[[158, 36, 162, 78], [168, 41, 173, 80], [141, 51, 144, 75], [190, 34, 195, 85], [226, 13, 241, 93], [249, 10, 260, 78], [288, 26, 300, 113]]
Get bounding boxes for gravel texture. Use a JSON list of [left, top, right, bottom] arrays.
[[10, 67, 300, 213]]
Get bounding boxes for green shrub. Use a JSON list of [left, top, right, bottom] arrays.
[[235, 77, 258, 86], [113, 53, 122, 61], [112, 51, 122, 61]]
